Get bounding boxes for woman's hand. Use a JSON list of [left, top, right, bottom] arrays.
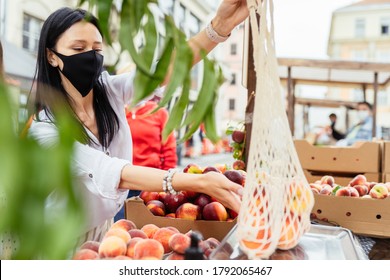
[[212, 0, 249, 37], [199, 171, 243, 214]]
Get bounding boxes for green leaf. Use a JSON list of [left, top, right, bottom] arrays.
[[183, 56, 217, 126], [331, 185, 342, 195], [96, 0, 114, 45], [204, 103, 219, 143], [162, 74, 191, 142], [132, 36, 174, 105], [157, 17, 193, 109], [119, 0, 151, 75]]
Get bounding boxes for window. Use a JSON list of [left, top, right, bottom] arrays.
[[355, 18, 365, 38], [159, 0, 174, 15], [381, 17, 390, 35], [231, 73, 236, 85], [230, 43, 237, 55], [176, 4, 186, 31], [229, 98, 235, 111], [188, 12, 200, 37], [23, 14, 43, 53]]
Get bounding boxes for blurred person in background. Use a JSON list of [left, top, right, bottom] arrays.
[[328, 113, 345, 141], [336, 101, 381, 146], [114, 97, 177, 221]]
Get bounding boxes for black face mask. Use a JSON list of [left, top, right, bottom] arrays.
[[51, 49, 104, 97]]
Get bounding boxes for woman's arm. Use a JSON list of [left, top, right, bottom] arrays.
[[119, 165, 243, 213]]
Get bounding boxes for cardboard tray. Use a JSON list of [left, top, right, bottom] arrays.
[[294, 140, 381, 173], [303, 170, 381, 186], [382, 141, 390, 173], [124, 197, 236, 241], [311, 194, 390, 238]]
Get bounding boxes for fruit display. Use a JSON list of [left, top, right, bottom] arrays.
[[225, 124, 247, 170], [71, 219, 221, 260], [138, 163, 246, 221], [309, 174, 390, 199]]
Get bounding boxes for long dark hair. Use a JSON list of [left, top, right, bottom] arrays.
[[31, 7, 119, 148]]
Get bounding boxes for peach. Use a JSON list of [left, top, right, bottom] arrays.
[[111, 219, 137, 232], [165, 226, 180, 234], [353, 184, 369, 196], [72, 248, 99, 260], [169, 233, 191, 254], [319, 184, 333, 195], [310, 183, 322, 192], [165, 252, 185, 260], [223, 170, 244, 185], [146, 199, 166, 216], [126, 237, 143, 258], [214, 163, 227, 174], [202, 166, 222, 174], [153, 228, 176, 254], [335, 186, 352, 196], [232, 130, 245, 143], [368, 182, 378, 191], [98, 236, 127, 258], [182, 190, 199, 200], [79, 240, 100, 253], [176, 202, 201, 220], [183, 163, 202, 174], [194, 193, 212, 210], [133, 239, 164, 260], [349, 174, 367, 187], [114, 255, 133, 260], [227, 208, 238, 219], [232, 159, 246, 171], [369, 184, 389, 199], [128, 229, 148, 239], [158, 191, 167, 202], [320, 175, 335, 186], [104, 228, 131, 245], [165, 213, 176, 218], [164, 192, 188, 213], [141, 224, 160, 239], [202, 202, 228, 221], [139, 191, 160, 204], [203, 237, 221, 258]]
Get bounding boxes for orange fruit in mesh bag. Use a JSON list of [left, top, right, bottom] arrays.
[[286, 181, 313, 215], [277, 214, 300, 250], [239, 217, 273, 257]]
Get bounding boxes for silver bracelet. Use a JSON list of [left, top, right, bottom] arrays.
[[163, 168, 179, 195], [205, 21, 230, 43]]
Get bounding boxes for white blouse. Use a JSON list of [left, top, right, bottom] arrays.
[[28, 71, 136, 233]]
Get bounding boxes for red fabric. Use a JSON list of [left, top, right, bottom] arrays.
[[126, 101, 177, 170]]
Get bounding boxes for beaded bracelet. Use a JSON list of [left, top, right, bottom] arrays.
[[162, 168, 179, 195], [205, 21, 230, 43]]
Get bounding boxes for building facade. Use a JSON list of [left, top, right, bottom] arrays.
[[327, 0, 390, 129]]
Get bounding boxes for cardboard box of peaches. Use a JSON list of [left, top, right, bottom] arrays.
[[125, 162, 246, 242], [294, 140, 390, 238]]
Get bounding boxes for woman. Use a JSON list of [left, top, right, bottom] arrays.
[[28, 1, 248, 243]]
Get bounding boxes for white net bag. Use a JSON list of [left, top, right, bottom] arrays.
[[236, 0, 314, 260]]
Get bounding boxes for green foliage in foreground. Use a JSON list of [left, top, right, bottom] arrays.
[[0, 84, 84, 259]]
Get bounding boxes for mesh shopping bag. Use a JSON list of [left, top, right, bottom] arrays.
[[236, 0, 314, 260]]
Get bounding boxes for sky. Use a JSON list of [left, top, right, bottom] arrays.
[[272, 0, 360, 59]]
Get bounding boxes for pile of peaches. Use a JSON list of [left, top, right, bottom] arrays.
[[310, 174, 390, 199], [140, 163, 247, 222], [72, 219, 221, 260]]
